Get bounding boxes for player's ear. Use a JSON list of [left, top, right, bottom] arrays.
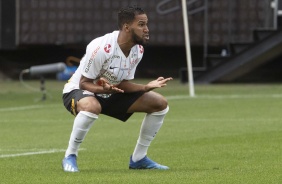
[[124, 23, 130, 32]]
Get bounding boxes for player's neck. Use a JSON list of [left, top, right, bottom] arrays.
[[118, 32, 134, 57]]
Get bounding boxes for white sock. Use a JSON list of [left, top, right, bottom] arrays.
[[132, 106, 169, 162], [65, 111, 98, 157]]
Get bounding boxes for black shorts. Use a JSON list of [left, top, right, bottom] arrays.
[[63, 89, 144, 122]]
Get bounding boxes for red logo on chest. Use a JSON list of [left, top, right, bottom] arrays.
[[104, 44, 111, 53], [139, 45, 144, 54]]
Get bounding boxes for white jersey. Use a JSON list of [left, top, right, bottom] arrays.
[[63, 31, 144, 96]]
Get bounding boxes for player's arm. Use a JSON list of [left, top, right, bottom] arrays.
[[117, 77, 173, 93], [80, 76, 124, 94]]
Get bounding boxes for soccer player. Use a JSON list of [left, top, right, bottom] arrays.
[[62, 5, 173, 172]]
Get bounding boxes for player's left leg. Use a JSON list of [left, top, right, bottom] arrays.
[[127, 91, 170, 169]]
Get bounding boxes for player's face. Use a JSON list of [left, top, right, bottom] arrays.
[[130, 14, 149, 45]]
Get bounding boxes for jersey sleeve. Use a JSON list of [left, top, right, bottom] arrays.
[[81, 41, 105, 79]]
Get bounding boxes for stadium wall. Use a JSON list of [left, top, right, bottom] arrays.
[[0, 0, 281, 82]]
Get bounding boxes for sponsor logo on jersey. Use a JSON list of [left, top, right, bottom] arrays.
[[104, 44, 111, 53], [103, 71, 117, 81], [109, 66, 119, 69], [111, 55, 120, 59], [82, 90, 94, 95], [100, 71, 120, 84], [85, 46, 100, 73], [105, 55, 120, 63]]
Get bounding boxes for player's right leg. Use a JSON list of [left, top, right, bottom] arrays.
[[62, 90, 101, 172]]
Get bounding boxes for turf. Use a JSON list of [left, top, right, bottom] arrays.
[[0, 79, 282, 183]]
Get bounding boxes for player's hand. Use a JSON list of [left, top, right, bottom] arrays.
[[97, 78, 124, 93], [145, 77, 173, 91]]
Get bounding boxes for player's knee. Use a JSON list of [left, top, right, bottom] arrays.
[[77, 98, 101, 115], [153, 96, 168, 112]]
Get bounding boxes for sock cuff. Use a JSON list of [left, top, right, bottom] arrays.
[[150, 106, 169, 116], [79, 111, 98, 119]]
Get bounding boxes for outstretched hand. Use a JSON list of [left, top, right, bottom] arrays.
[[145, 77, 173, 91]]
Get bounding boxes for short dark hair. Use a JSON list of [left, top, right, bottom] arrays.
[[117, 5, 145, 30]]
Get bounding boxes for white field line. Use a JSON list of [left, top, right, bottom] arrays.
[[0, 104, 61, 112], [1, 94, 282, 112], [0, 148, 85, 158], [165, 118, 282, 122], [128, 118, 281, 123], [166, 94, 282, 100], [0, 149, 65, 158]]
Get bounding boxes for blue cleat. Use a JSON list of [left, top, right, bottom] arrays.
[[62, 154, 79, 172], [129, 155, 169, 170]]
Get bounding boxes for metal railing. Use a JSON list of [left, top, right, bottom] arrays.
[[271, 0, 282, 29]]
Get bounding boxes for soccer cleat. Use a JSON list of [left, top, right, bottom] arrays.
[[129, 155, 169, 170], [62, 154, 79, 172]]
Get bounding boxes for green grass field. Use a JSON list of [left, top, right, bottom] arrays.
[[0, 79, 282, 184]]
